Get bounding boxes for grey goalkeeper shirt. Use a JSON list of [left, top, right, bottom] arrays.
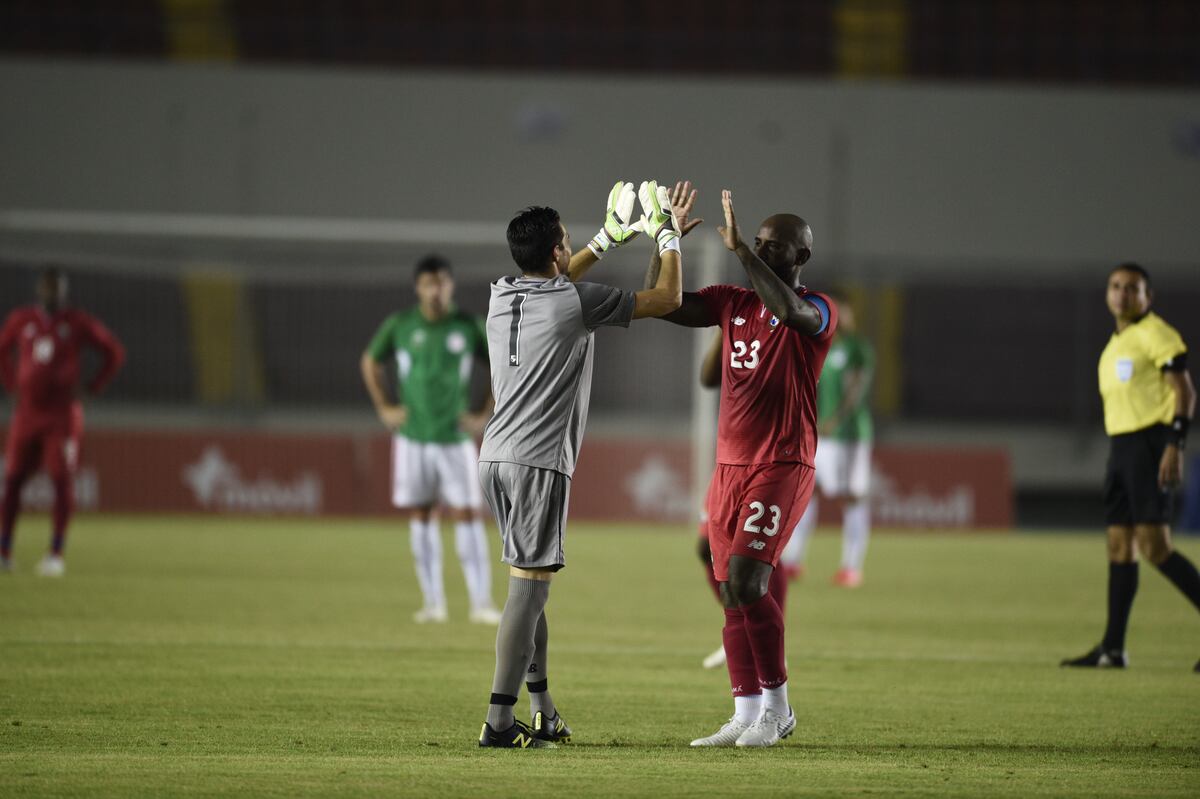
[[479, 274, 635, 476]]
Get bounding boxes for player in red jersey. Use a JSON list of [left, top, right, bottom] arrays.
[[696, 330, 791, 670], [655, 189, 836, 747], [0, 268, 125, 576]]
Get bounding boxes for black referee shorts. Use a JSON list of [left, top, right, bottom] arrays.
[[1103, 424, 1174, 526]]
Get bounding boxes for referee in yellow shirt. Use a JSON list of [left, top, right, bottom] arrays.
[[1063, 263, 1199, 672]]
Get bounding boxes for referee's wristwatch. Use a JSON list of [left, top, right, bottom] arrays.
[[1171, 415, 1189, 450]]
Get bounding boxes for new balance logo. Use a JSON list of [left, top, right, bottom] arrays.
[[513, 733, 533, 748], [747, 540, 766, 551]]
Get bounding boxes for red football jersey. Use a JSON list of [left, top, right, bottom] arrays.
[[0, 306, 125, 414], [698, 285, 837, 467]]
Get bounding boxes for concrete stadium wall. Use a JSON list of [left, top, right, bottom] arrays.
[[2, 58, 1199, 267]]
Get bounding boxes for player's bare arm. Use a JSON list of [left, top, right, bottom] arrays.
[[359, 352, 407, 430], [699, 330, 723, 388], [0, 313, 18, 393], [719, 190, 822, 335], [81, 316, 126, 395], [1159, 368, 1196, 489], [459, 374, 495, 438], [632, 249, 682, 319], [631, 181, 685, 320], [821, 365, 871, 436]]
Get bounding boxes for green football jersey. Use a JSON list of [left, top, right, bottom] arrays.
[[366, 307, 488, 443], [816, 331, 875, 442]]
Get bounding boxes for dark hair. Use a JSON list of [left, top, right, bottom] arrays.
[[1112, 262, 1151, 289], [507, 206, 562, 274], [39, 264, 65, 282], [414, 253, 451, 281]]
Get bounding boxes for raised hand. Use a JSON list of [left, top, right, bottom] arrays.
[[637, 180, 682, 250], [670, 180, 703, 237], [716, 189, 743, 252], [587, 180, 640, 257]]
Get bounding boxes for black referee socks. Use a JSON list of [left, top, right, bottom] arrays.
[[1156, 552, 1200, 613], [1102, 562, 1138, 652]]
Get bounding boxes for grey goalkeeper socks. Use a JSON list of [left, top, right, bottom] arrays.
[[486, 576, 551, 729]]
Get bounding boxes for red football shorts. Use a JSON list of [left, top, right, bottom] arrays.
[[4, 405, 83, 481], [706, 461, 815, 582]]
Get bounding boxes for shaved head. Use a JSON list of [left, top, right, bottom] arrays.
[[753, 214, 814, 285], [761, 214, 812, 252]]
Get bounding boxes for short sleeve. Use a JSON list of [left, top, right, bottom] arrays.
[[574, 282, 635, 330], [1145, 320, 1187, 369], [366, 315, 399, 361], [804, 292, 838, 341]]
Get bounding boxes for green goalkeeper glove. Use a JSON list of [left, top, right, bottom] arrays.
[[586, 180, 640, 258], [637, 180, 682, 254]]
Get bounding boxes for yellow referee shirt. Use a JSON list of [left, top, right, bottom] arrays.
[[1098, 312, 1187, 436]]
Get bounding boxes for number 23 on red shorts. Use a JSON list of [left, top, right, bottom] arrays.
[[706, 462, 815, 581]]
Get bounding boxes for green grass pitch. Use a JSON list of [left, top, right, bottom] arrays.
[[1, 515, 1198, 797]]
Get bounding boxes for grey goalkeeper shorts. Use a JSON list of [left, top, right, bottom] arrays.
[[478, 461, 571, 571]]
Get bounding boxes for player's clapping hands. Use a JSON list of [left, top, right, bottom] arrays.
[[636, 180, 685, 253], [586, 180, 641, 257]]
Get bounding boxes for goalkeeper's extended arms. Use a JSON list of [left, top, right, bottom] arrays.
[[631, 181, 683, 319]]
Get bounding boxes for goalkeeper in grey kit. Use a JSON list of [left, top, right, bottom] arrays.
[[476, 180, 698, 748]]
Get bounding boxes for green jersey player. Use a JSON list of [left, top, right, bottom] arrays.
[[780, 296, 875, 587], [361, 255, 500, 624]]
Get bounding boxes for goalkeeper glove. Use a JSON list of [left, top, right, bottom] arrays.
[[637, 180, 682, 254], [587, 180, 640, 258]]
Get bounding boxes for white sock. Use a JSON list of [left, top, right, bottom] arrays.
[[762, 682, 790, 717], [733, 694, 763, 725], [410, 518, 445, 610], [455, 519, 494, 610], [781, 496, 819, 567], [840, 499, 871, 571]]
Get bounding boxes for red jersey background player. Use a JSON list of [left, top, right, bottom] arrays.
[[657, 188, 836, 748], [695, 330, 790, 671], [0, 268, 125, 576]]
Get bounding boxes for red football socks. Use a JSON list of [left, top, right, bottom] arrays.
[[50, 475, 73, 555], [1, 472, 27, 559], [741, 591, 788, 689], [722, 607, 760, 697]]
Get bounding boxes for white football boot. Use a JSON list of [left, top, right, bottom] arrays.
[[689, 717, 750, 747], [468, 606, 503, 625], [735, 707, 796, 747], [412, 606, 448, 624], [36, 554, 65, 578], [702, 645, 727, 669]]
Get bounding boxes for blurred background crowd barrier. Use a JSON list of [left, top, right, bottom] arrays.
[[2, 1, 1199, 529]]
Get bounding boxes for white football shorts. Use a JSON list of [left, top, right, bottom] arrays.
[[391, 435, 484, 510], [813, 439, 872, 498]]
